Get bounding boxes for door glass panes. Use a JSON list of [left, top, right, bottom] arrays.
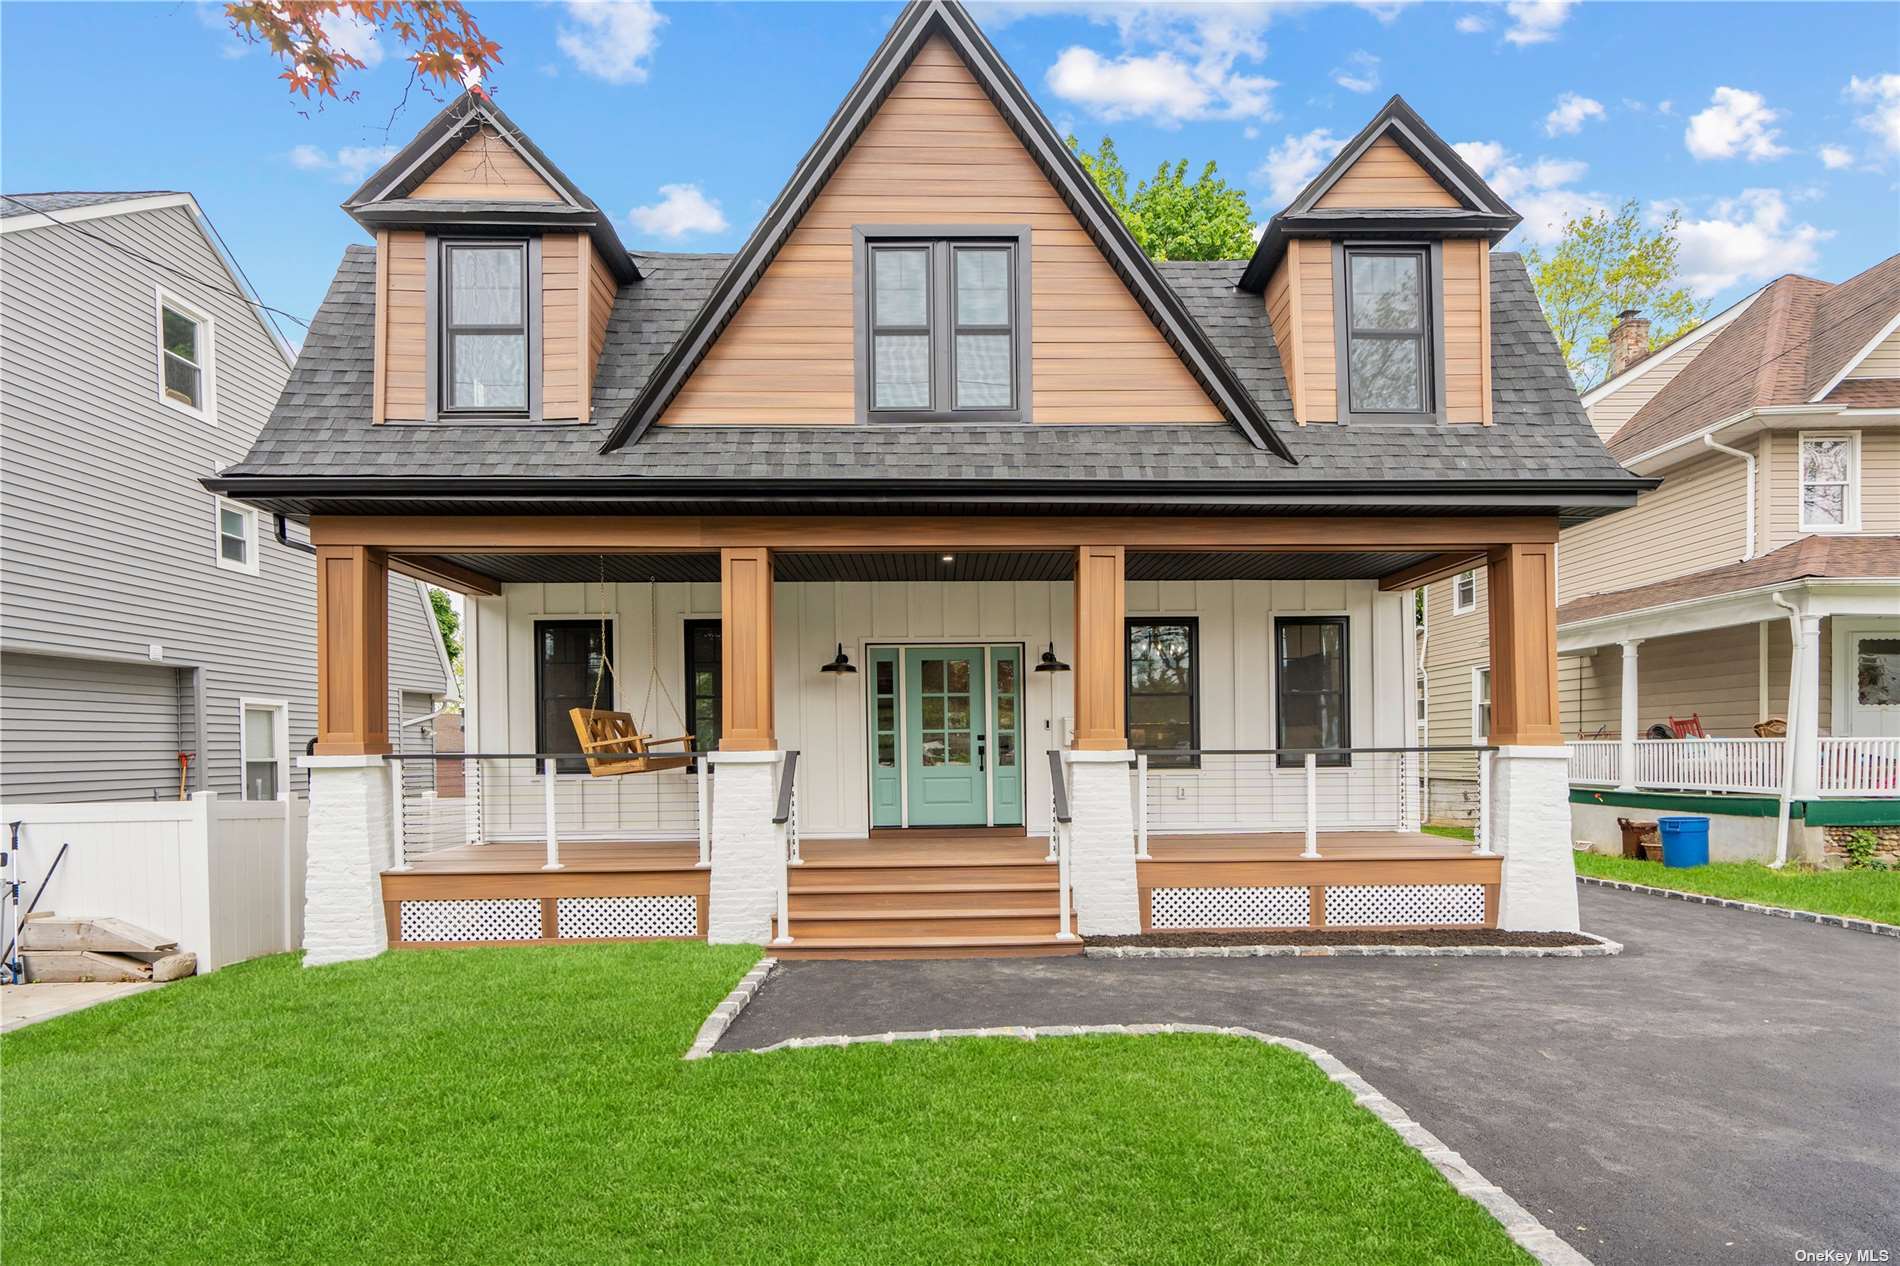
[[538, 622, 608, 773], [1277, 619, 1349, 767], [872, 654, 898, 769], [1127, 620, 1196, 765], [994, 654, 1018, 768], [685, 620, 721, 754], [1859, 639, 1900, 706], [919, 654, 974, 768]]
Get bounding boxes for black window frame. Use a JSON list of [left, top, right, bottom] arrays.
[[852, 224, 1032, 425], [683, 618, 722, 756], [534, 618, 610, 775], [1275, 615, 1352, 768], [1332, 241, 1445, 425], [1125, 616, 1200, 769], [426, 234, 543, 423]]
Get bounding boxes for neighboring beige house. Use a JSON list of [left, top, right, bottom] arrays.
[[1424, 253, 1900, 862]]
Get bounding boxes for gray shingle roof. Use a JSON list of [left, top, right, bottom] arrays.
[[1, 191, 180, 219], [225, 244, 1631, 488]]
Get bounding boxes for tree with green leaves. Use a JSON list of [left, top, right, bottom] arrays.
[[1067, 135, 1257, 262], [1523, 199, 1704, 390], [428, 587, 462, 678]]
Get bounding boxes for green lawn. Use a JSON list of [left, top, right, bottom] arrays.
[[1569, 851, 1900, 924], [1, 944, 1528, 1265]]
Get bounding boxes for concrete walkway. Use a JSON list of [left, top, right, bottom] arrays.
[[2, 982, 158, 1033], [722, 885, 1900, 1266]]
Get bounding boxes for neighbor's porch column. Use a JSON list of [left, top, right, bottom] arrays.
[[1065, 544, 1139, 935], [1617, 639, 1642, 791], [708, 546, 781, 943], [1788, 611, 1823, 802], [1486, 541, 1579, 932], [303, 544, 395, 966]]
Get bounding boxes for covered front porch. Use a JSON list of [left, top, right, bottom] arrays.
[[302, 512, 1572, 961]]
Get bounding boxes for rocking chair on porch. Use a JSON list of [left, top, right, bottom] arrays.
[[564, 561, 696, 777]]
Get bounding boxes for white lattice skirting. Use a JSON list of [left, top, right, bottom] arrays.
[[1150, 885, 1310, 929], [557, 895, 698, 939], [1324, 883, 1486, 927], [398, 898, 541, 943]]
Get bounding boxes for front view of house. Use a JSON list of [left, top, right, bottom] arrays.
[[211, 0, 1645, 962]]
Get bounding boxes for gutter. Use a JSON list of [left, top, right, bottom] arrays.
[[1700, 434, 1756, 561]]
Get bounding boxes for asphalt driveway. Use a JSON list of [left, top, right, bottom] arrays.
[[720, 885, 1900, 1266]]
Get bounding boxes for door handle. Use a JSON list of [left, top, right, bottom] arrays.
[[977, 737, 986, 772]]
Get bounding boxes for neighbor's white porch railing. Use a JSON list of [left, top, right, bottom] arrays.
[[1815, 738, 1900, 797], [1131, 747, 1491, 858], [1567, 737, 1784, 794]]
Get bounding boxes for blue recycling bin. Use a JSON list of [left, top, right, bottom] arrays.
[[1658, 816, 1710, 868]]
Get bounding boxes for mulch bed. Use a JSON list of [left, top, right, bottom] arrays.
[[1087, 928, 1597, 949]]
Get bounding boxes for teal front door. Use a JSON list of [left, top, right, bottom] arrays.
[[904, 647, 987, 827]]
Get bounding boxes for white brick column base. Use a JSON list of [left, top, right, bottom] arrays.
[[301, 755, 393, 966], [707, 751, 781, 945], [1065, 750, 1140, 936], [1493, 745, 1580, 932]]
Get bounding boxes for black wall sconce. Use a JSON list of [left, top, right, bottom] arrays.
[[1033, 642, 1070, 673], [819, 643, 857, 674]]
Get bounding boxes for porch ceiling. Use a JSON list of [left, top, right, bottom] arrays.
[[425, 549, 1442, 587]]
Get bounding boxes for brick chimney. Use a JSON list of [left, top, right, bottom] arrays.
[[1609, 309, 1651, 377]]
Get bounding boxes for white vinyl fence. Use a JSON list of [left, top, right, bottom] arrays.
[[0, 792, 307, 972]]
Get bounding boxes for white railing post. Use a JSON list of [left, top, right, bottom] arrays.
[[1473, 750, 1496, 856], [774, 818, 792, 944], [1134, 753, 1150, 859], [386, 757, 409, 870], [541, 758, 563, 871], [696, 756, 712, 867], [1055, 815, 1075, 941], [465, 759, 484, 847], [1301, 752, 1319, 859]]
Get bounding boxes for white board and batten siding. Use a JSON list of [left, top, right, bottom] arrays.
[[470, 578, 1414, 840], [0, 198, 449, 803]]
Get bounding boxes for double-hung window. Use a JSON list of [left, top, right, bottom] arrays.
[[1276, 617, 1350, 767], [241, 701, 286, 800], [859, 229, 1028, 423], [214, 497, 258, 575], [1471, 667, 1492, 745], [1339, 245, 1435, 421], [439, 239, 532, 417], [156, 289, 214, 419], [1452, 569, 1478, 615], [1799, 433, 1859, 531]]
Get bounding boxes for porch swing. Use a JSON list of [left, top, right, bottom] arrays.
[[567, 567, 696, 776]]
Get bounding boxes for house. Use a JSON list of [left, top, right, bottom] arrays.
[[207, 0, 1646, 962], [1422, 254, 1900, 863], [0, 191, 454, 805]]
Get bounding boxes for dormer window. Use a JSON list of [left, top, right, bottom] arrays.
[[1338, 244, 1438, 422], [855, 227, 1029, 424], [430, 237, 540, 420]]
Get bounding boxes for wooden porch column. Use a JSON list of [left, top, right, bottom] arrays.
[[719, 546, 776, 751], [1072, 545, 1127, 751], [314, 545, 391, 755], [1485, 542, 1562, 747]]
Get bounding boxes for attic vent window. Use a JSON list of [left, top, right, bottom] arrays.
[[856, 227, 1030, 425]]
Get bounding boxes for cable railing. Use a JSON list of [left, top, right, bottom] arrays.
[[1046, 750, 1075, 942], [1127, 746, 1496, 858], [772, 751, 801, 945], [382, 751, 710, 872]]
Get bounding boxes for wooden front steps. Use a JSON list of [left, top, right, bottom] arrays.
[[771, 837, 1081, 959]]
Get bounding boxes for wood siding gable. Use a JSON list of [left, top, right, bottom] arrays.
[[1312, 136, 1461, 210]]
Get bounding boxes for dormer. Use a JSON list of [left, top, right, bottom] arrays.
[[1240, 97, 1520, 426], [341, 94, 639, 424]]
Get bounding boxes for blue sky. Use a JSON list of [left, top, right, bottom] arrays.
[[4, 1, 1895, 345]]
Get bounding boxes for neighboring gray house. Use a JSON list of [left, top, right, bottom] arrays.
[[0, 191, 452, 803]]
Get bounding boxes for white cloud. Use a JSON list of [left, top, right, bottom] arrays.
[[1818, 144, 1856, 170], [558, 0, 664, 85], [1502, 0, 1574, 45], [1331, 50, 1380, 95], [1846, 73, 1900, 155], [1543, 92, 1605, 136], [1684, 87, 1789, 161], [1657, 100, 1675, 117], [1671, 188, 1830, 293], [627, 184, 728, 239], [321, 12, 386, 69], [1256, 128, 1345, 206], [1453, 138, 1605, 245], [1454, 12, 1489, 34], [286, 143, 398, 183], [1046, 44, 1273, 126]]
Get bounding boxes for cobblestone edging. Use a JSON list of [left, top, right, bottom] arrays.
[[1083, 932, 1623, 959], [739, 1023, 1591, 1266], [682, 957, 777, 1060], [1578, 876, 1900, 938]]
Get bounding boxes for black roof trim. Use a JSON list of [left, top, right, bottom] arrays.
[[596, 0, 1290, 460], [1240, 95, 1521, 292], [341, 93, 639, 283], [350, 201, 600, 230]]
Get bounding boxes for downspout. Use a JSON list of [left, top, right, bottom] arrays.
[[1702, 435, 1756, 561], [1769, 592, 1802, 868]]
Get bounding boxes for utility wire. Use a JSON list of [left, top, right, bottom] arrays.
[[0, 193, 311, 330]]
